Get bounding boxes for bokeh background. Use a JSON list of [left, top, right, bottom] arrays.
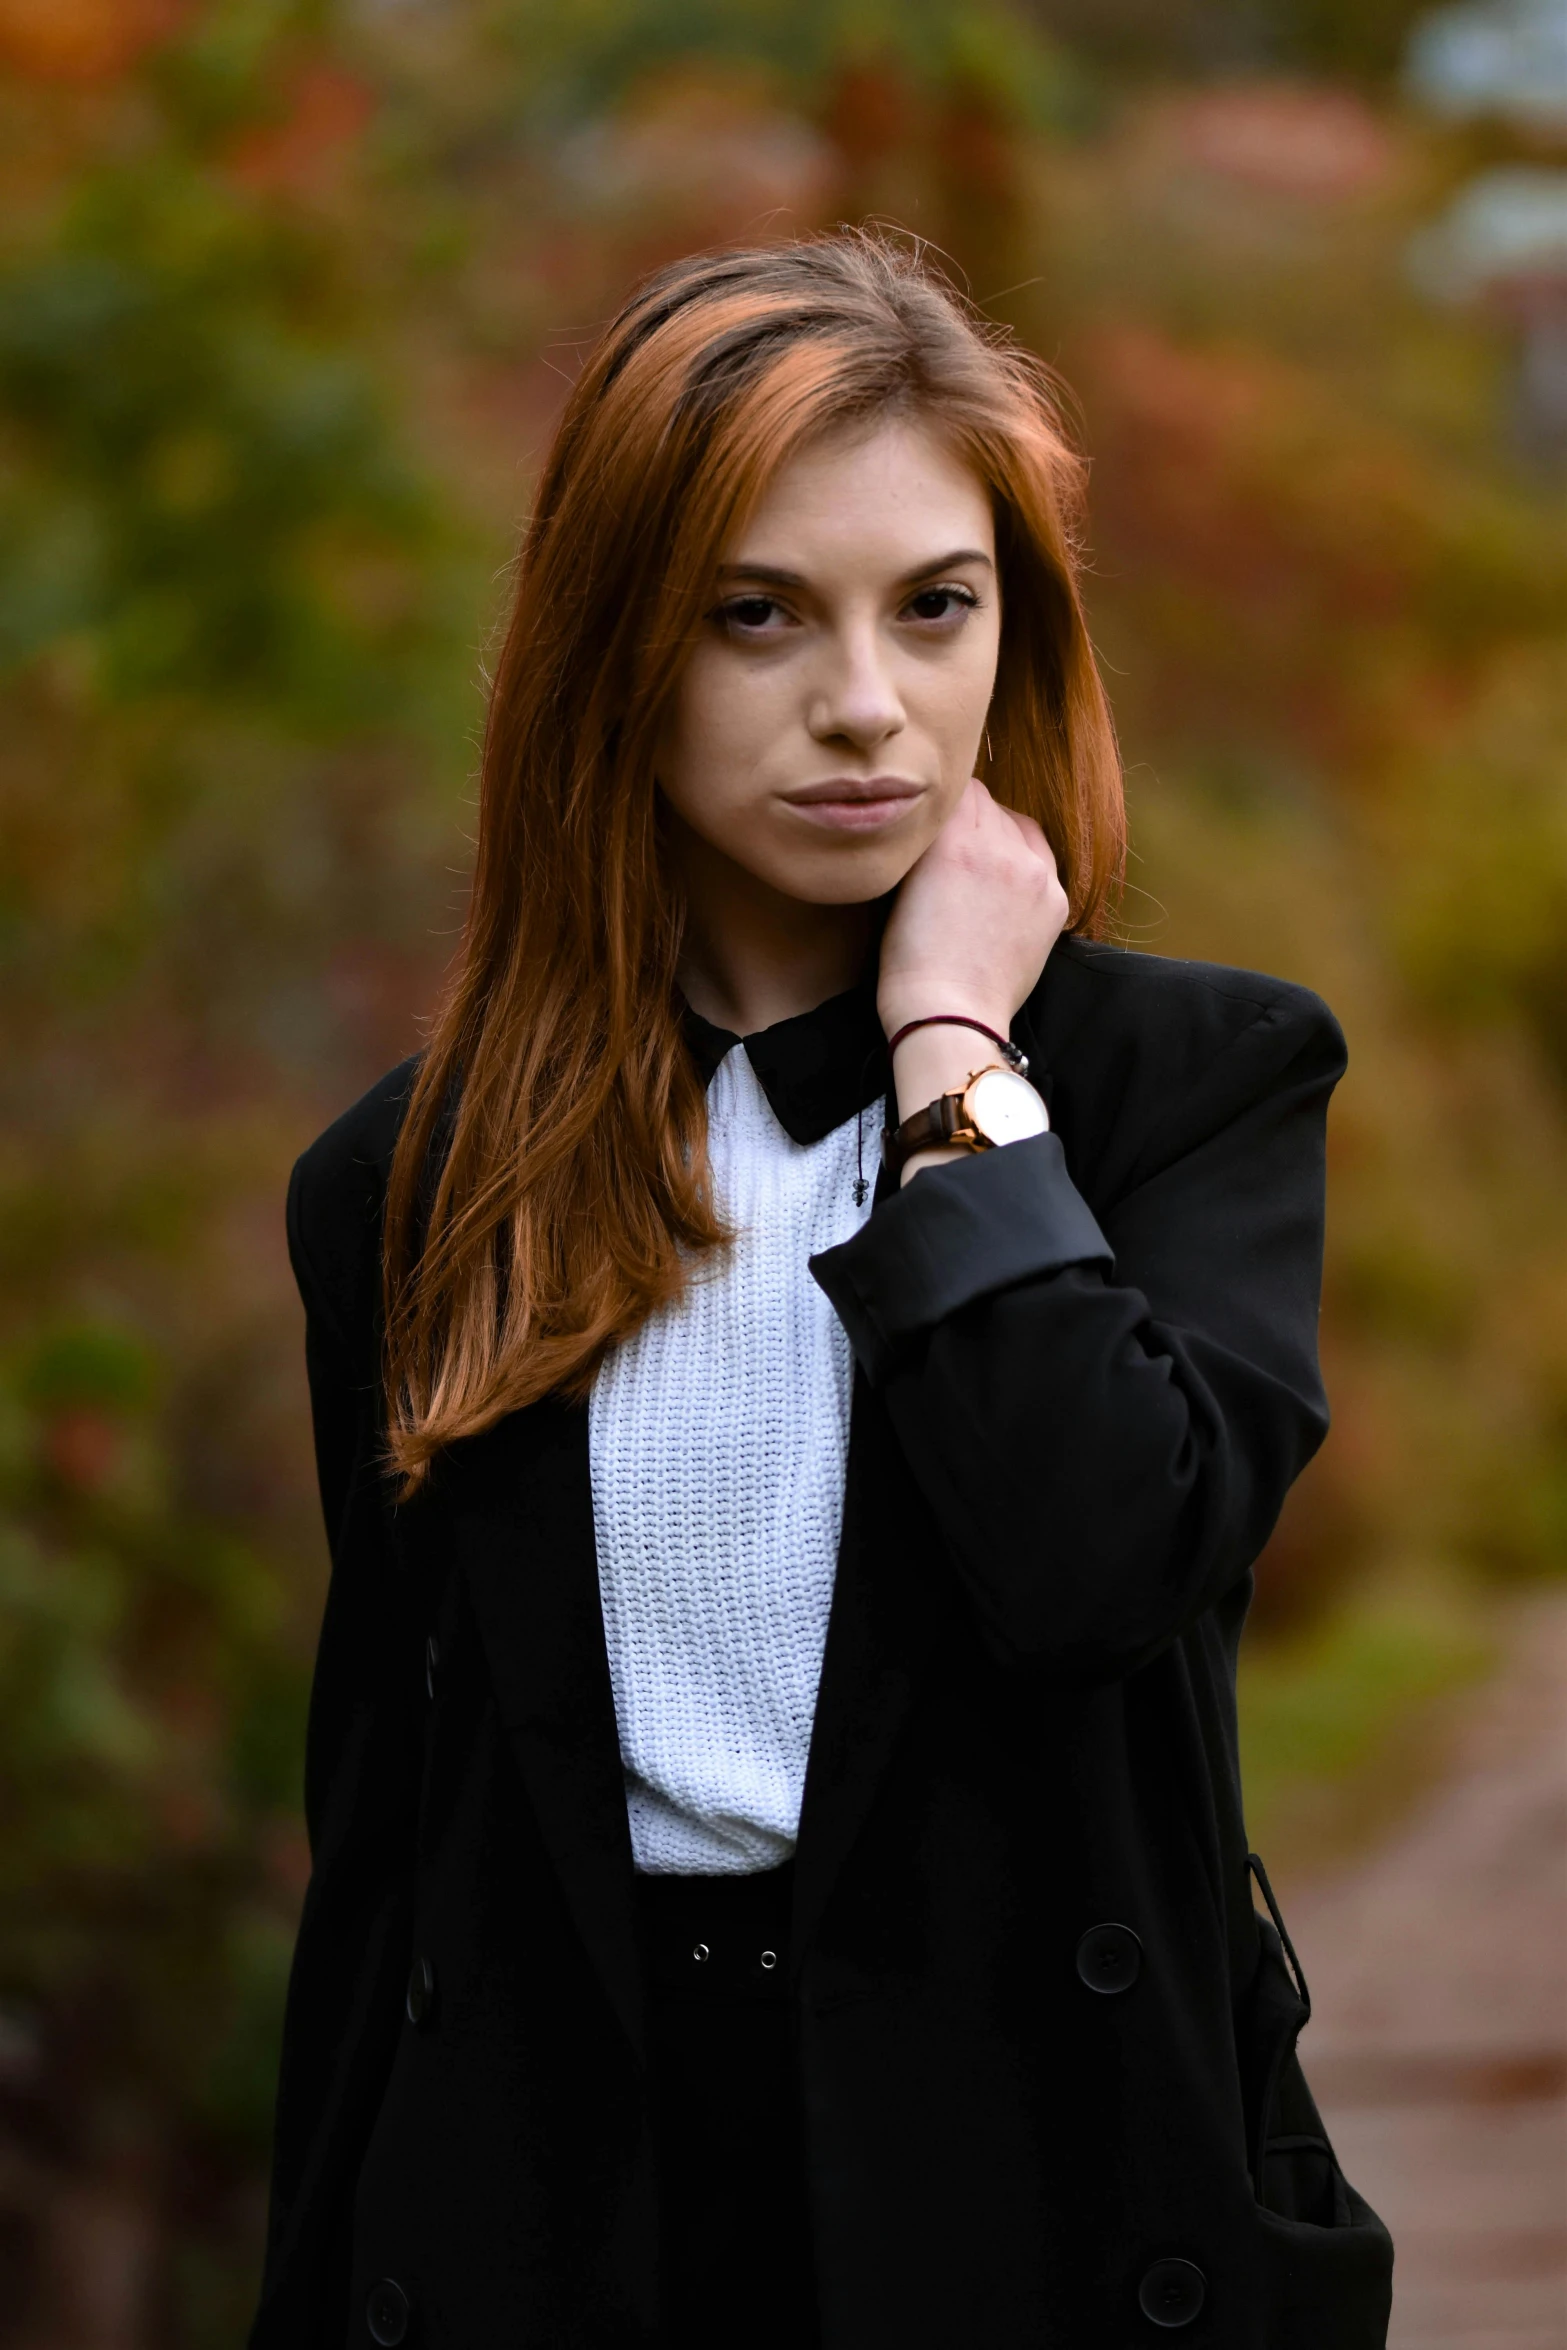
[[1, 0, 1564, 2342]]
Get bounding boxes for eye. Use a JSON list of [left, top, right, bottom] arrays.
[[904, 583, 981, 624], [713, 594, 791, 636]]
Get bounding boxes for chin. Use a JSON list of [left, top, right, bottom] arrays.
[[748, 826, 921, 907], [770, 846, 915, 907]]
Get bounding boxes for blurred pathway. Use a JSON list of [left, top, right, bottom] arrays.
[[1287, 1593, 1567, 2350]]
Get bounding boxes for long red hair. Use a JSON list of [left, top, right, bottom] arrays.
[[382, 230, 1123, 1491]]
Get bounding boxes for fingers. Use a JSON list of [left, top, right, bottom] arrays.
[[978, 787, 1059, 874], [956, 776, 1061, 890]]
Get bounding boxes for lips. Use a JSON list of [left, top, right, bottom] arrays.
[[780, 780, 923, 834], [782, 777, 922, 806]]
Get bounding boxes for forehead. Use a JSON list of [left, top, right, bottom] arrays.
[[726, 413, 993, 568]]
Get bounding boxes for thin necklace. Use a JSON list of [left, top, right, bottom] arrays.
[[852, 1038, 885, 1206]]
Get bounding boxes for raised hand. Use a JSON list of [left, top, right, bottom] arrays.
[[877, 775, 1069, 1044]]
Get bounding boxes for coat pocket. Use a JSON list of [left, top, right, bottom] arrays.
[[1237, 1858, 1319, 2207], [1255, 2189, 1395, 2350], [1238, 1856, 1394, 2346]]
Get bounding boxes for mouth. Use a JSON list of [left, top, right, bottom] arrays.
[[781, 777, 924, 833]]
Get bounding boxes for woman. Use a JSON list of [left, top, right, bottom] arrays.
[[250, 232, 1393, 2348]]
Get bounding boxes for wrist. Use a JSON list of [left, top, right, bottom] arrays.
[[885, 1003, 1012, 1105], [879, 992, 1012, 1046], [883, 1008, 1048, 1183], [885, 1016, 1019, 1129], [899, 1142, 973, 1186]]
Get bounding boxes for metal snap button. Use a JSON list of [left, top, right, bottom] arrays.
[[759, 1948, 778, 1970], [691, 1942, 710, 1963]]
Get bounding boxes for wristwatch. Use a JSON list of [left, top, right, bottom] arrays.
[[881, 1061, 1050, 1179]]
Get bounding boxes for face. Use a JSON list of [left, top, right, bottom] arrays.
[[656, 414, 1001, 907]]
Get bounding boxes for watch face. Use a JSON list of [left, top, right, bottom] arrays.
[[966, 1065, 1050, 1146]]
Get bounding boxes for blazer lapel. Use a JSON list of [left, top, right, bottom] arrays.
[[790, 1340, 950, 1975], [791, 1102, 953, 1973], [439, 1395, 645, 2061]]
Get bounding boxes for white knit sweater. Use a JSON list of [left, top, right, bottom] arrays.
[[587, 1041, 877, 1874]]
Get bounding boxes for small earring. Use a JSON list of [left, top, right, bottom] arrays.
[[983, 726, 994, 766]]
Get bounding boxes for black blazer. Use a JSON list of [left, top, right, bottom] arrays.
[[250, 935, 1394, 2350]]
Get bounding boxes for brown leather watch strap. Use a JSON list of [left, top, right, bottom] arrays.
[[881, 1088, 987, 1179]]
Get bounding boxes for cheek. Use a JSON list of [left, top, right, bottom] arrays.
[[659, 655, 722, 821], [915, 630, 1001, 756], [667, 649, 746, 772], [662, 650, 793, 833], [965, 607, 1004, 711]]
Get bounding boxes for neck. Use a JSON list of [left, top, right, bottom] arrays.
[[670, 817, 879, 1037]]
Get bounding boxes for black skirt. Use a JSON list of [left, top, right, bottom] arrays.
[[633, 1861, 820, 2349]]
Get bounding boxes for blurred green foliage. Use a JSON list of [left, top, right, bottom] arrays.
[[1238, 1571, 1496, 1868], [1032, 0, 1438, 81], [0, 0, 1562, 2339], [479, 0, 1086, 128]]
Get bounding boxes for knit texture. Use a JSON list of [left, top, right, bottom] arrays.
[[588, 1043, 877, 1874]]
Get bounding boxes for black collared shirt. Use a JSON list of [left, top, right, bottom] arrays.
[[677, 969, 893, 1148]]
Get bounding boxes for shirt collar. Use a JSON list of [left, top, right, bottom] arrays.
[[678, 960, 892, 1146]]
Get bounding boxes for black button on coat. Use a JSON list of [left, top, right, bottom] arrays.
[[1076, 1921, 1143, 1996], [247, 938, 1393, 2348]]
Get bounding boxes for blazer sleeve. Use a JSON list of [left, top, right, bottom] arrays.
[[809, 989, 1345, 1682], [250, 1160, 423, 2347]]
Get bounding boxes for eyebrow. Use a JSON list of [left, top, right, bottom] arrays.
[[715, 547, 995, 589]]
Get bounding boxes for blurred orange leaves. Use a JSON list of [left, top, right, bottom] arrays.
[[1075, 320, 1438, 757], [41, 1407, 125, 1496], [0, 0, 185, 83], [223, 60, 374, 198]]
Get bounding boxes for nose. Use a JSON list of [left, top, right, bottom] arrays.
[[806, 619, 906, 755]]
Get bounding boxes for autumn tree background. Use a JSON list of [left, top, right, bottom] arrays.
[[1, 0, 1563, 2339]]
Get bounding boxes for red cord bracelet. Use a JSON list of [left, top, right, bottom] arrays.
[[884, 1014, 1029, 1074]]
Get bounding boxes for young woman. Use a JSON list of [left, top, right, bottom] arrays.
[[249, 233, 1394, 2349]]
